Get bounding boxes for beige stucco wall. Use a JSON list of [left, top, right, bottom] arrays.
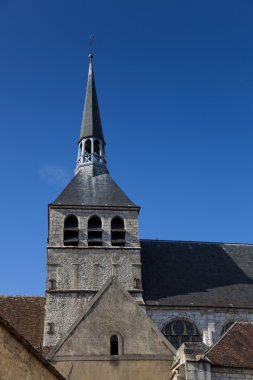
[[0, 323, 62, 380], [55, 359, 172, 380]]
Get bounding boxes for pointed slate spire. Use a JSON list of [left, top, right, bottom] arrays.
[[75, 53, 107, 174], [79, 53, 104, 143]]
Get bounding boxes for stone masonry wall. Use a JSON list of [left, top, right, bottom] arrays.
[[44, 206, 142, 347], [47, 248, 142, 290], [147, 308, 253, 346], [186, 361, 211, 380], [211, 367, 253, 380], [44, 247, 143, 346], [43, 292, 93, 346]]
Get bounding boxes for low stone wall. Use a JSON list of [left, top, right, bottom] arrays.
[[211, 366, 253, 380], [0, 322, 62, 380]]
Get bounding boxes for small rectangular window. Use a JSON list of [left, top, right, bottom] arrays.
[[110, 335, 119, 355], [49, 279, 56, 290], [47, 322, 55, 335], [133, 278, 142, 289]]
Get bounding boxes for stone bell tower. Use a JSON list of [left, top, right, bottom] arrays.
[[43, 53, 142, 348]]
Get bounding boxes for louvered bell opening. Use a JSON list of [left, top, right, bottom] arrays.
[[111, 231, 125, 246], [111, 216, 125, 247], [64, 215, 79, 246], [88, 216, 103, 246]]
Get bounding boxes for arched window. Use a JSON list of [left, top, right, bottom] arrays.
[[64, 215, 79, 246], [220, 321, 235, 336], [110, 335, 119, 355], [84, 139, 91, 153], [47, 322, 55, 335], [88, 216, 102, 246], [84, 139, 91, 162], [111, 216, 125, 247], [49, 279, 56, 290], [94, 139, 100, 155], [162, 319, 202, 349]]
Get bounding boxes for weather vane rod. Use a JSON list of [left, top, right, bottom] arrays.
[[89, 35, 94, 59]]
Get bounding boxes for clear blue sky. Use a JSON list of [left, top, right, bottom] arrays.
[[0, 0, 253, 295]]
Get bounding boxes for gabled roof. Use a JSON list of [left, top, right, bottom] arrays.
[[0, 314, 65, 379], [79, 57, 104, 142], [48, 277, 175, 360], [206, 322, 253, 368], [52, 166, 138, 208], [140, 240, 253, 308], [0, 295, 45, 348]]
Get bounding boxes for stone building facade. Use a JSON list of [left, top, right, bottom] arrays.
[[41, 53, 253, 380]]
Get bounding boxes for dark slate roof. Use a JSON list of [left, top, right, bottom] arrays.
[[0, 314, 65, 379], [140, 240, 253, 308], [0, 296, 45, 348], [206, 322, 253, 368], [79, 59, 104, 142], [52, 166, 138, 207]]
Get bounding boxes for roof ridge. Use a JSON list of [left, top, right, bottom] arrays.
[[140, 239, 253, 246]]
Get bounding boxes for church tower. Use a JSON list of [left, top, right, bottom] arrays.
[[43, 53, 142, 347]]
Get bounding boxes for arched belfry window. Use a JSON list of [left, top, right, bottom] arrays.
[[88, 216, 102, 246], [111, 216, 125, 247], [85, 139, 91, 153], [94, 139, 100, 154], [110, 335, 119, 355], [162, 319, 202, 349], [64, 215, 79, 246], [84, 139, 91, 162], [94, 140, 101, 163]]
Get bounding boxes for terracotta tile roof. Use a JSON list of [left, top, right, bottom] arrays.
[[206, 322, 253, 368], [0, 314, 65, 379], [0, 296, 45, 349]]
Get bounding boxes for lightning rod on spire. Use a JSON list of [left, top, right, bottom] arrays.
[[89, 35, 94, 60]]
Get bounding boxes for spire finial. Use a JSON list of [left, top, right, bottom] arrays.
[[89, 35, 94, 60]]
